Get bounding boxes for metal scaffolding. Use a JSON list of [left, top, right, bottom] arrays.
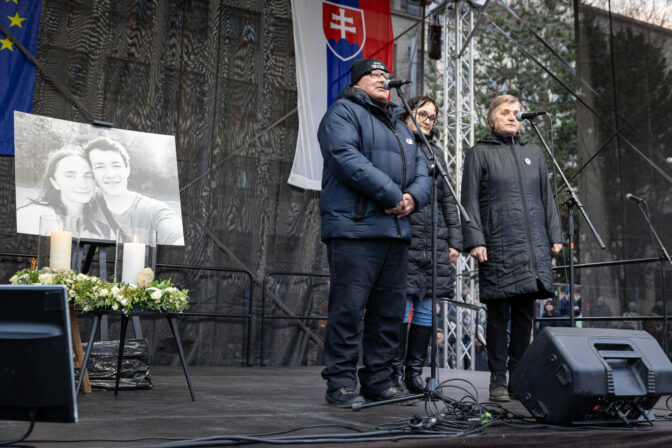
[[439, 0, 479, 370]]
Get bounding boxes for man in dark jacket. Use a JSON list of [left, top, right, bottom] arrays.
[[461, 94, 563, 402], [318, 59, 431, 407]]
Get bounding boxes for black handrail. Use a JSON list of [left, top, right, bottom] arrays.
[[1, 253, 256, 366], [156, 264, 255, 366], [260, 271, 330, 366]]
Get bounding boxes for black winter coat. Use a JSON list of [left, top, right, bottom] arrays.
[[407, 133, 463, 300], [318, 87, 431, 243], [461, 131, 562, 302]]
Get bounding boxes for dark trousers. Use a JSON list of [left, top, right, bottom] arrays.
[[486, 297, 535, 373], [321, 238, 408, 395]]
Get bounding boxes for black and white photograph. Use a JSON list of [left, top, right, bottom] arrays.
[[14, 112, 184, 245]]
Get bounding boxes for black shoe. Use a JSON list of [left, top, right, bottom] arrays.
[[507, 384, 517, 400], [489, 371, 510, 402], [405, 324, 432, 394], [361, 386, 416, 405], [325, 388, 366, 408], [508, 364, 517, 400]]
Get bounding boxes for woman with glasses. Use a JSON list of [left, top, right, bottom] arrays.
[[391, 96, 463, 394]]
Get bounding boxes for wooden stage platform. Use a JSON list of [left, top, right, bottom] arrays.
[[1, 366, 671, 447]]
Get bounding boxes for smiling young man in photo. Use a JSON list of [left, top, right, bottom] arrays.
[[84, 137, 184, 245]]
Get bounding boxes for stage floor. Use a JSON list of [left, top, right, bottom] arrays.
[[2, 366, 671, 447]]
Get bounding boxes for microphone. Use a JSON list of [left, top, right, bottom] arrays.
[[515, 111, 548, 121], [625, 193, 646, 204], [383, 79, 412, 89]]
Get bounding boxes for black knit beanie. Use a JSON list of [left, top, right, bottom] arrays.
[[350, 58, 389, 84]]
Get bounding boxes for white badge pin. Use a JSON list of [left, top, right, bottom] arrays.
[[406, 137, 414, 145], [524, 157, 532, 165]]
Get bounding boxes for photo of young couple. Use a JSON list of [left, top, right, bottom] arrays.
[[14, 112, 184, 245]]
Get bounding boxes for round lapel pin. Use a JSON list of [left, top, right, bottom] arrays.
[[406, 137, 414, 145], [524, 157, 532, 165]]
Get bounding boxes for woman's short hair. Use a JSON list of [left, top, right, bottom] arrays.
[[402, 95, 438, 122], [487, 94, 520, 128], [83, 137, 130, 168]]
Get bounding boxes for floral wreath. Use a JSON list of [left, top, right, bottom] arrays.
[[10, 267, 189, 314]]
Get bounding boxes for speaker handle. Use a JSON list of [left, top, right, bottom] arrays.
[[592, 339, 656, 395]]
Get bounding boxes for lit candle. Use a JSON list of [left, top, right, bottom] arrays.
[[50, 229, 72, 272], [121, 238, 146, 286]]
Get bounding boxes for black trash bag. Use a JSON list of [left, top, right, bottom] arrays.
[[80, 338, 152, 390]]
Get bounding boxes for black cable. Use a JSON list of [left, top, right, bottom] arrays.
[[0, 411, 35, 447]]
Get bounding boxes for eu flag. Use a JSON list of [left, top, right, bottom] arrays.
[[0, 0, 43, 156]]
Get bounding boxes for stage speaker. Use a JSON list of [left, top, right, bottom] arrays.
[[428, 21, 441, 60], [510, 327, 672, 425], [0, 285, 78, 425]]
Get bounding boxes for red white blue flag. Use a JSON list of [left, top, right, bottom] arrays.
[[288, 0, 394, 190]]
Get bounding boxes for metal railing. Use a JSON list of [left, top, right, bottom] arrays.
[[260, 271, 330, 366]]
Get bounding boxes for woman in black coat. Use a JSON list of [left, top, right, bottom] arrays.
[[461, 94, 563, 402], [391, 96, 463, 394]]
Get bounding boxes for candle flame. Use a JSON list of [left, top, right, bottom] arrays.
[[132, 234, 139, 243]]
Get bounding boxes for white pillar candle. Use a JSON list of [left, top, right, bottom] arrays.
[[49, 230, 72, 272], [121, 242, 146, 285]]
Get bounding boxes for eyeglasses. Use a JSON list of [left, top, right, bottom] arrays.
[[368, 70, 390, 81], [416, 111, 437, 123]]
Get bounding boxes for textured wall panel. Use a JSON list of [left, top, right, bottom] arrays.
[[0, 0, 325, 366]]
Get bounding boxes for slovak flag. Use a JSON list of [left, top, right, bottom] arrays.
[[288, 0, 394, 191]]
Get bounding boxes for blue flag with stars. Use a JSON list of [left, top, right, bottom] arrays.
[[0, 0, 43, 156]]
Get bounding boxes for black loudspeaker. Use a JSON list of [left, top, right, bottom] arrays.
[[428, 21, 441, 60], [510, 327, 672, 425]]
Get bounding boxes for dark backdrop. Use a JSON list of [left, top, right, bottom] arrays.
[[576, 4, 672, 345], [0, 0, 327, 367]]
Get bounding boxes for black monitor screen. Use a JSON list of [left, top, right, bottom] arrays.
[[0, 285, 78, 423]]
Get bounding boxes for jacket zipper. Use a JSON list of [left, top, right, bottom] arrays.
[[380, 112, 407, 239], [508, 137, 539, 277]]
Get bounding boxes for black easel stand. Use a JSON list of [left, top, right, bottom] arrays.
[[526, 119, 605, 327], [632, 198, 672, 356], [76, 242, 196, 401], [353, 87, 470, 411], [75, 310, 196, 401]]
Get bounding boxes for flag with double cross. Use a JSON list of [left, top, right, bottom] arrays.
[[288, 0, 394, 190]]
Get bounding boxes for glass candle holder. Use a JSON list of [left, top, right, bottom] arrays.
[[37, 215, 80, 273], [115, 228, 157, 286]]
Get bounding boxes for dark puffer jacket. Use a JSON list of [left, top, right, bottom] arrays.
[[318, 87, 431, 242], [407, 133, 463, 300], [461, 130, 562, 301]]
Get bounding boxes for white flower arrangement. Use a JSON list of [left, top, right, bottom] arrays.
[[10, 268, 189, 314]]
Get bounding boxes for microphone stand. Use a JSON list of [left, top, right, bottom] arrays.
[[526, 118, 606, 327], [353, 87, 470, 411], [631, 198, 671, 356]]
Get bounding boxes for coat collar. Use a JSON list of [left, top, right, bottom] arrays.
[[477, 130, 528, 146], [340, 85, 405, 120]]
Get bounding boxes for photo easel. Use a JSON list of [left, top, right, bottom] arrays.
[[80, 242, 143, 339], [72, 242, 143, 395]]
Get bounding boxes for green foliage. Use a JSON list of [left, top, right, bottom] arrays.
[[10, 268, 190, 313]]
